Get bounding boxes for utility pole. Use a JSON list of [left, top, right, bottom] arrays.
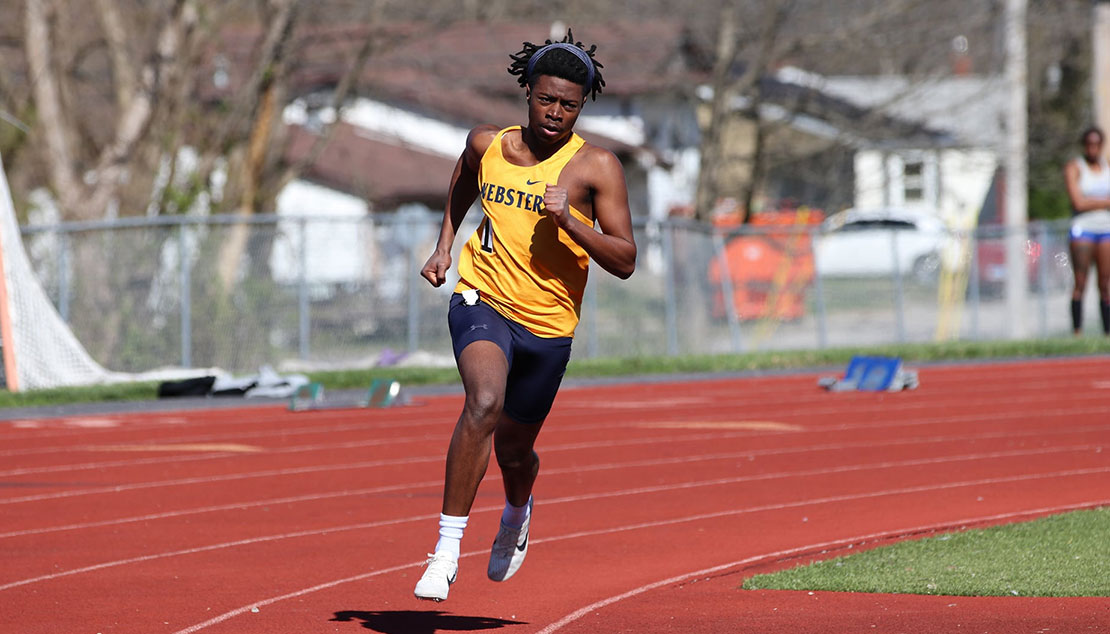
[[1004, 0, 1028, 339]]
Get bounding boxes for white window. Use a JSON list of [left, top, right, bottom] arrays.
[[903, 160, 925, 203], [885, 152, 938, 209]]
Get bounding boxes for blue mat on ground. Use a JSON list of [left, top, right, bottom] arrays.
[[818, 355, 919, 392]]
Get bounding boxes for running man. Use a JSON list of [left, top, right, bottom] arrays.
[[413, 30, 636, 601]]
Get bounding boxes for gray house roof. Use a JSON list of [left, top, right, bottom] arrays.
[[776, 68, 1008, 150]]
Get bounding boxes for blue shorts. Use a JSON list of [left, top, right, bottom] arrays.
[[1070, 225, 1110, 243], [448, 292, 573, 424]]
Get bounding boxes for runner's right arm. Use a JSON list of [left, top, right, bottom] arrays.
[[421, 125, 498, 287]]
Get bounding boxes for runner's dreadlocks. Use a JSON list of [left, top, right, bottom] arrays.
[[508, 29, 605, 100]]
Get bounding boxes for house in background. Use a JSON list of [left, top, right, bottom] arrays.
[[241, 20, 711, 224], [206, 20, 709, 285], [203, 20, 1008, 288], [774, 67, 1007, 226]]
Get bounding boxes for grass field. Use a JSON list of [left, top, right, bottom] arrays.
[[742, 507, 1109, 597]]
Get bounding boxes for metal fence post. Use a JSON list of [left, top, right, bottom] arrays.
[[890, 230, 906, 342], [1036, 222, 1049, 337], [407, 217, 420, 354], [809, 229, 828, 349], [57, 230, 70, 323], [178, 222, 192, 367], [297, 217, 310, 360], [662, 221, 679, 356], [583, 266, 599, 358], [711, 230, 744, 353], [968, 231, 981, 340]]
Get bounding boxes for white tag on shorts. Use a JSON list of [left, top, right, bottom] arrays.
[[461, 289, 480, 306]]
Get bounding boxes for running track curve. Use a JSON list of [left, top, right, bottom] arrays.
[[1, 358, 1107, 633]]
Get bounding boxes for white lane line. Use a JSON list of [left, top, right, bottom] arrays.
[[3, 433, 1098, 539], [556, 375, 1110, 412], [531, 501, 1109, 634], [7, 405, 1107, 479], [0, 398, 462, 451], [0, 432, 442, 476], [2, 419, 1105, 510], [0, 454, 441, 505], [5, 377, 1109, 461], [0, 417, 448, 458], [3, 452, 1105, 591], [170, 479, 1110, 634], [0, 452, 238, 477], [4, 371, 1107, 453], [4, 356, 1107, 444]]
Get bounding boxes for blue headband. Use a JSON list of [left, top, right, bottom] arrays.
[[526, 42, 595, 93]]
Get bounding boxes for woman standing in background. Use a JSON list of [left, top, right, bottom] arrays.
[[1063, 126, 1110, 335]]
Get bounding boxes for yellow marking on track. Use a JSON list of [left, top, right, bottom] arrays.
[[88, 443, 264, 453], [64, 417, 120, 428], [637, 421, 802, 431]]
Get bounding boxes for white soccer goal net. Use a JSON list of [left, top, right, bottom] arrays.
[[0, 153, 118, 390]]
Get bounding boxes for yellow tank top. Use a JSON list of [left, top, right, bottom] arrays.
[[456, 126, 591, 338]]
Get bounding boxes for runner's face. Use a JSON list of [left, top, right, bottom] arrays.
[[526, 74, 585, 146]]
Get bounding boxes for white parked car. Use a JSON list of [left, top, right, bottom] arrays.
[[814, 208, 949, 282]]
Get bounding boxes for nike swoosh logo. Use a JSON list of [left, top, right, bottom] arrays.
[[516, 535, 527, 552], [525, 179, 542, 186]]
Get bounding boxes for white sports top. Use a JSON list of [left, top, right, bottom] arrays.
[[1072, 157, 1110, 234]]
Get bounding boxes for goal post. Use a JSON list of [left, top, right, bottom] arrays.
[[0, 227, 18, 391], [0, 152, 114, 391]]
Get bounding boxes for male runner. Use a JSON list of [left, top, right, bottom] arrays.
[[413, 30, 636, 601]]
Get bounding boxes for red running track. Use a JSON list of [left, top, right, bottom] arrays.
[[0, 358, 1108, 633]]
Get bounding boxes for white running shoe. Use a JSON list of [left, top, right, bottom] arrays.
[[487, 498, 532, 582], [414, 552, 457, 601]]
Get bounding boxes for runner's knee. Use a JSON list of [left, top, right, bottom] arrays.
[[462, 389, 504, 426], [495, 446, 537, 471]]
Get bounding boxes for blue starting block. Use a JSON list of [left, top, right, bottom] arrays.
[[818, 355, 919, 392]]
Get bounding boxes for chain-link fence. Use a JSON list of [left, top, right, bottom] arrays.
[[20, 213, 1083, 375]]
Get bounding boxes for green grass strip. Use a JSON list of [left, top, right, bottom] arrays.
[[1, 336, 1109, 409], [742, 507, 1110, 597]]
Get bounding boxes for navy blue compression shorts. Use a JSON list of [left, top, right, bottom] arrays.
[[448, 292, 572, 424]]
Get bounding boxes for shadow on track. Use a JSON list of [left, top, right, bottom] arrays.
[[331, 610, 526, 633]]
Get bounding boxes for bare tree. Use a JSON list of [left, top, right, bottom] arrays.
[[24, 0, 196, 221], [214, 0, 304, 290], [695, 2, 795, 221], [690, 0, 970, 222]]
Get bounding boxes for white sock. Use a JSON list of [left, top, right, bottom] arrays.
[[500, 496, 531, 529], [434, 513, 468, 559]]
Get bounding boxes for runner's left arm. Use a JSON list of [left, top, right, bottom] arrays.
[[544, 149, 636, 279]]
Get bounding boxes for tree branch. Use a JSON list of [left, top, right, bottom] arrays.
[[93, 0, 136, 107], [83, 0, 192, 219], [276, 0, 386, 192]]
